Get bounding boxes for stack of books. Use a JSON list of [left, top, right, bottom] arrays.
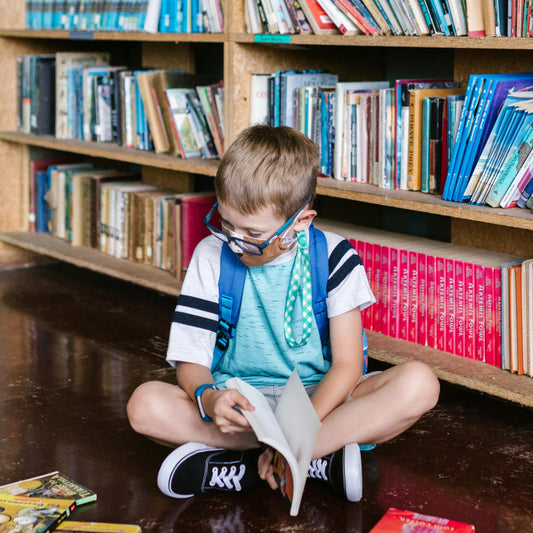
[[26, 0, 224, 33], [17, 53, 224, 159]]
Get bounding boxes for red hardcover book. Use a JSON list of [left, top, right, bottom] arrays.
[[484, 266, 496, 366], [436, 256, 447, 352], [363, 241, 374, 331], [299, 0, 339, 34], [454, 259, 466, 357], [388, 247, 400, 339], [370, 508, 475, 532], [408, 251, 418, 343], [372, 244, 382, 332], [494, 268, 503, 368], [426, 255, 437, 348], [464, 262, 476, 360], [380, 245, 391, 336], [178, 192, 217, 280], [398, 248, 410, 341], [445, 258, 456, 355], [417, 252, 427, 346], [474, 264, 486, 362]]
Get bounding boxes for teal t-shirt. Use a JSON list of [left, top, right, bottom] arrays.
[[213, 257, 331, 388]]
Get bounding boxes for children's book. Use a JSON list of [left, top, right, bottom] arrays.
[[0, 493, 76, 533], [0, 471, 97, 506], [225, 368, 321, 517], [57, 522, 141, 533], [370, 508, 475, 532]]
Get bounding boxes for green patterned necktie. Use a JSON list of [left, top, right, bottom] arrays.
[[284, 230, 313, 347]]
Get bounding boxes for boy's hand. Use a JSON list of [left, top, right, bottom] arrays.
[[257, 448, 278, 490], [203, 388, 255, 434]]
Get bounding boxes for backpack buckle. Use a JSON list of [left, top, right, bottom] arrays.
[[215, 319, 233, 351]]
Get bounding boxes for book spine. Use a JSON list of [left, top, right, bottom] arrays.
[[475, 263, 486, 362], [464, 262, 476, 360], [408, 250, 418, 343], [454, 259, 466, 357], [484, 266, 496, 366], [445, 258, 456, 355], [436, 256, 447, 352], [389, 247, 400, 338], [417, 252, 427, 346], [494, 267, 503, 368], [372, 244, 382, 332], [379, 245, 390, 335], [398, 248, 410, 340], [426, 255, 437, 348], [363, 241, 374, 331]]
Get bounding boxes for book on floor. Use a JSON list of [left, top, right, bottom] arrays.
[[0, 471, 97, 506], [0, 493, 76, 533], [370, 508, 475, 532], [57, 521, 141, 533], [225, 368, 321, 517]]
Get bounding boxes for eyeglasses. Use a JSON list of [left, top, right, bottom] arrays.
[[203, 195, 312, 255]]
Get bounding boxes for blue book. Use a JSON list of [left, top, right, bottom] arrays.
[[443, 74, 482, 200], [420, 97, 432, 193], [34, 170, 49, 233], [426, 0, 451, 35]]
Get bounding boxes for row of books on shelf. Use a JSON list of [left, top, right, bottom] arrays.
[[0, 470, 140, 532], [28, 158, 216, 279], [319, 220, 533, 377], [245, 0, 526, 38], [17, 52, 224, 159], [251, 69, 533, 208], [26, 0, 224, 33]]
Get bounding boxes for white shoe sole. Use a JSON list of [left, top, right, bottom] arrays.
[[157, 442, 223, 498], [343, 443, 362, 502]]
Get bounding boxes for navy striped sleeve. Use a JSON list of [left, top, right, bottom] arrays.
[[172, 294, 219, 333], [327, 240, 363, 293]]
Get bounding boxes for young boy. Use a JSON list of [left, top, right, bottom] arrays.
[[127, 125, 440, 502]]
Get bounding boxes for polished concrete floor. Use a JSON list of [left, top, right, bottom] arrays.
[[0, 263, 532, 532]]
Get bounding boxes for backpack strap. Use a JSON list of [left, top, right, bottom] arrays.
[[211, 242, 247, 372], [308, 224, 330, 360]]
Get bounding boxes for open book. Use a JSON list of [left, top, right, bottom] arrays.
[[226, 368, 321, 516]]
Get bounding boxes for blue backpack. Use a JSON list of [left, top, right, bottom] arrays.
[[211, 224, 368, 373]]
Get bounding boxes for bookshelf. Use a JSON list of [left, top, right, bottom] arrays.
[[0, 3, 532, 407]]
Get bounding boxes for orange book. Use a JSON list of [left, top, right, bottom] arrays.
[[370, 508, 475, 532]]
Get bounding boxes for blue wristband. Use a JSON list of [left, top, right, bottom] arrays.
[[194, 384, 218, 422]]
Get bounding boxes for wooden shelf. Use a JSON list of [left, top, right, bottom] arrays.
[[366, 331, 533, 407], [0, 132, 219, 176], [2, 230, 531, 406], [316, 180, 533, 231], [231, 33, 533, 50], [0, 28, 226, 42], [0, 231, 182, 296]]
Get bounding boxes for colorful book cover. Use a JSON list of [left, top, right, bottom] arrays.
[[370, 508, 475, 532], [436, 256, 447, 352], [363, 241, 375, 331], [464, 262, 476, 360], [372, 244, 382, 332], [0, 494, 76, 533], [408, 251, 418, 343], [494, 267, 503, 368], [417, 252, 427, 346]]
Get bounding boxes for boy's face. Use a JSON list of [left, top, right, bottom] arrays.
[[217, 202, 315, 267]]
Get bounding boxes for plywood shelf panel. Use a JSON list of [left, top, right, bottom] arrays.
[[0, 232, 182, 296]]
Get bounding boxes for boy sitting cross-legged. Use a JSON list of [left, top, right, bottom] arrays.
[[127, 125, 440, 502]]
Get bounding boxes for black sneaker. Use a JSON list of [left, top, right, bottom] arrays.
[[307, 443, 362, 502], [157, 442, 260, 498]]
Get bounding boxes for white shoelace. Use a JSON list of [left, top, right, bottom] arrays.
[[209, 464, 246, 491], [308, 458, 328, 481]]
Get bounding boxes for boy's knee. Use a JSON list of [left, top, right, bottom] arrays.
[[399, 360, 440, 414], [127, 381, 162, 434]]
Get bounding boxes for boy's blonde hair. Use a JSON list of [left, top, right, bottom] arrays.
[[214, 125, 319, 219]]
